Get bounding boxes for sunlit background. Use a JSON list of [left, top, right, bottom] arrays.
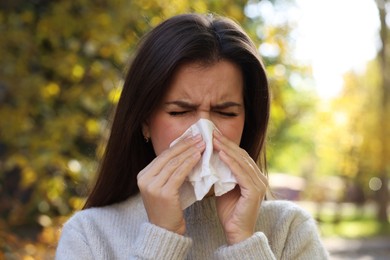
[[0, 0, 389, 258]]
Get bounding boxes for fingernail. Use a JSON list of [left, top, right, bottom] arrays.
[[219, 150, 227, 158], [192, 151, 201, 159], [192, 134, 202, 141], [196, 140, 205, 149], [214, 138, 220, 145], [213, 130, 222, 137]]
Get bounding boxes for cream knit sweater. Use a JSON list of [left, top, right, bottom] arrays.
[[56, 195, 328, 259]]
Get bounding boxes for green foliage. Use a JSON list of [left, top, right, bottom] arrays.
[[245, 0, 318, 174], [318, 209, 390, 238], [0, 0, 257, 228], [313, 60, 385, 192], [0, 0, 318, 236], [10, 0, 390, 257]]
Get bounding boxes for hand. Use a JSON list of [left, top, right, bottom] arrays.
[[137, 135, 205, 235], [213, 131, 268, 245]]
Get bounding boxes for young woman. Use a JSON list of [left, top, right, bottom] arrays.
[[56, 13, 328, 259]]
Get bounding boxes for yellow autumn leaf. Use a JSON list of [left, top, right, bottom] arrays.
[[71, 64, 85, 81], [41, 82, 60, 98]]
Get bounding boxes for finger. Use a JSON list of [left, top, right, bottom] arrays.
[[213, 131, 267, 187], [149, 144, 204, 188], [213, 130, 268, 186], [213, 130, 243, 154], [213, 131, 255, 171], [162, 150, 202, 194], [138, 134, 203, 180], [218, 150, 265, 192], [213, 130, 255, 165]]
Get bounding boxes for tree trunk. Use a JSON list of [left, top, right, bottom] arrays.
[[375, 0, 389, 223]]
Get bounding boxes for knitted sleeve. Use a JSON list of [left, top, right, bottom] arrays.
[[132, 222, 193, 259], [214, 209, 328, 259], [214, 232, 276, 259]]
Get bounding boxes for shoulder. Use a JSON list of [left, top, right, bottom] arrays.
[[62, 194, 146, 233], [57, 195, 149, 256], [259, 200, 315, 230], [261, 200, 312, 217], [257, 200, 328, 259]]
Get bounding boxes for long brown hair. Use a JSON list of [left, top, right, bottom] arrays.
[[83, 13, 270, 209]]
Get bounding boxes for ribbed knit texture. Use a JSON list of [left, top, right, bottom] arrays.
[[56, 195, 329, 259]]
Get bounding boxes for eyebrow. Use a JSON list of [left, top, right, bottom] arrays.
[[165, 100, 199, 109], [212, 101, 243, 110], [164, 100, 242, 109]]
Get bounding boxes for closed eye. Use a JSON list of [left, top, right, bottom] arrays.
[[216, 111, 238, 117], [168, 111, 189, 116]]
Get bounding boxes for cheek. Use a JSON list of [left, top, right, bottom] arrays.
[[221, 127, 244, 145], [215, 118, 245, 145], [149, 117, 192, 155], [150, 124, 177, 155]]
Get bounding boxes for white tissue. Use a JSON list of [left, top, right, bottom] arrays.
[[170, 119, 237, 209]]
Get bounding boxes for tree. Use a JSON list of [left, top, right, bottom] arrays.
[[375, 0, 389, 222], [0, 0, 251, 228], [245, 0, 318, 175], [312, 0, 390, 222], [0, 0, 316, 232]]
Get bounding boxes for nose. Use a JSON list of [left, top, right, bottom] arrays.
[[198, 110, 211, 121], [196, 111, 220, 130]]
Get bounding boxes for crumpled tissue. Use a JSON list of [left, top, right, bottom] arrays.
[[170, 118, 237, 209]]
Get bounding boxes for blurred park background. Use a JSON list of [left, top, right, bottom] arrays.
[[0, 0, 389, 258]]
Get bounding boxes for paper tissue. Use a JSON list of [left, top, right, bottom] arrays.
[[170, 119, 237, 209]]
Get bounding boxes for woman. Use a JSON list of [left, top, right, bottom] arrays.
[[56, 13, 328, 259]]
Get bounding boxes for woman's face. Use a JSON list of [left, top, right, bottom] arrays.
[[143, 60, 245, 155]]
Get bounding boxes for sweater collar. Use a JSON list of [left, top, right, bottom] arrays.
[[184, 196, 219, 224]]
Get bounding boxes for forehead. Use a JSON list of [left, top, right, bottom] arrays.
[[164, 60, 244, 102]]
